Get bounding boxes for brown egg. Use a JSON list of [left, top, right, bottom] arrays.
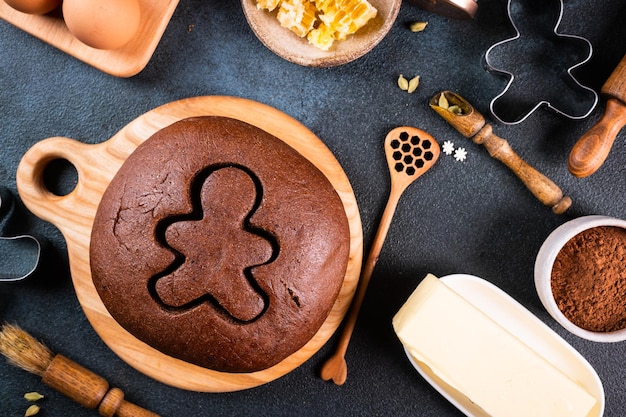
[[3, 0, 62, 14], [62, 0, 141, 50]]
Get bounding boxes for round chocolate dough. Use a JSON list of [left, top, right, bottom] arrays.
[[90, 116, 350, 373]]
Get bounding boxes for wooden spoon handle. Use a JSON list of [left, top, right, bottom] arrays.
[[340, 187, 402, 344], [568, 98, 626, 178], [320, 187, 402, 385], [473, 125, 571, 214], [42, 354, 159, 417]]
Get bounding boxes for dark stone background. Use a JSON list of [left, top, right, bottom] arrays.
[[1, 0, 625, 415]]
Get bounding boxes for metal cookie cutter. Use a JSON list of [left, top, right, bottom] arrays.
[[484, 0, 598, 124], [0, 186, 41, 282]]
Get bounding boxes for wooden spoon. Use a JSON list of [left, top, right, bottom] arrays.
[[320, 127, 440, 385]]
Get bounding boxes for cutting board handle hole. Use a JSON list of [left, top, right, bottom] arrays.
[[42, 158, 78, 197]]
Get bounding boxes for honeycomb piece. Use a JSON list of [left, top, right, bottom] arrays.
[[315, 0, 377, 36], [256, 0, 281, 11], [306, 24, 336, 51], [255, 0, 377, 51], [276, 0, 317, 38], [310, 0, 377, 48]]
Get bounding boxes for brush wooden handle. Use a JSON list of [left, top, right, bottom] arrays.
[[473, 125, 572, 214], [42, 354, 159, 417], [99, 388, 157, 417]]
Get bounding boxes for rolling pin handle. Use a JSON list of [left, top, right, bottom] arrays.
[[568, 98, 626, 178]]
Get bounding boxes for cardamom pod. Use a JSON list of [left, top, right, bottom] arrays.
[[447, 105, 463, 115], [25, 404, 40, 417], [407, 76, 420, 93], [24, 392, 44, 402], [397, 74, 409, 91], [410, 21, 428, 32], [438, 92, 449, 109]]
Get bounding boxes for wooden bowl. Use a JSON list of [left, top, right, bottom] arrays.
[[16, 96, 363, 391], [241, 0, 401, 67]]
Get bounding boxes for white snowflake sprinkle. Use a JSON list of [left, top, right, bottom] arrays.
[[442, 140, 455, 155], [454, 147, 467, 162]]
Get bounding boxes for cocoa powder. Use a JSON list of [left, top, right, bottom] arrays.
[[551, 226, 626, 333]]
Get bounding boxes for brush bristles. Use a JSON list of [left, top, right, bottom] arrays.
[[0, 323, 54, 377]]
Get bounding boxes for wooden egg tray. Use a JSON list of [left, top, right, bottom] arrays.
[[0, 0, 179, 77], [15, 96, 363, 391]]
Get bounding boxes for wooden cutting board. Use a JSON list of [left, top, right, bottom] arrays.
[[15, 96, 363, 392]]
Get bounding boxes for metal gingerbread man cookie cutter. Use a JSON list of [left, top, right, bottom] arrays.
[[0, 186, 41, 282], [484, 0, 598, 125]]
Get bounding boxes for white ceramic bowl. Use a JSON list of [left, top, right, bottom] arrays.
[[534, 215, 626, 342]]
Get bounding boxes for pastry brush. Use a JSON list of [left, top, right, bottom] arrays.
[[0, 323, 159, 417]]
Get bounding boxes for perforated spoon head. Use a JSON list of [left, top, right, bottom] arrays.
[[385, 127, 440, 193]]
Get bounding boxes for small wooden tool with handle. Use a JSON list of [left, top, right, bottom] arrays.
[[43, 354, 159, 417], [430, 91, 572, 214], [568, 54, 626, 178], [320, 127, 440, 385], [0, 323, 159, 417]]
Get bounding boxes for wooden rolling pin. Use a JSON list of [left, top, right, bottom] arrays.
[[569, 54, 626, 177], [430, 91, 572, 214]]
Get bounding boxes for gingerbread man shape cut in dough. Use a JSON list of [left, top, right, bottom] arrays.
[[153, 166, 275, 323]]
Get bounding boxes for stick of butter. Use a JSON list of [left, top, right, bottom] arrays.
[[392, 274, 597, 417]]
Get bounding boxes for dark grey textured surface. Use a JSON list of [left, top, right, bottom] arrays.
[[1, 0, 626, 415]]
